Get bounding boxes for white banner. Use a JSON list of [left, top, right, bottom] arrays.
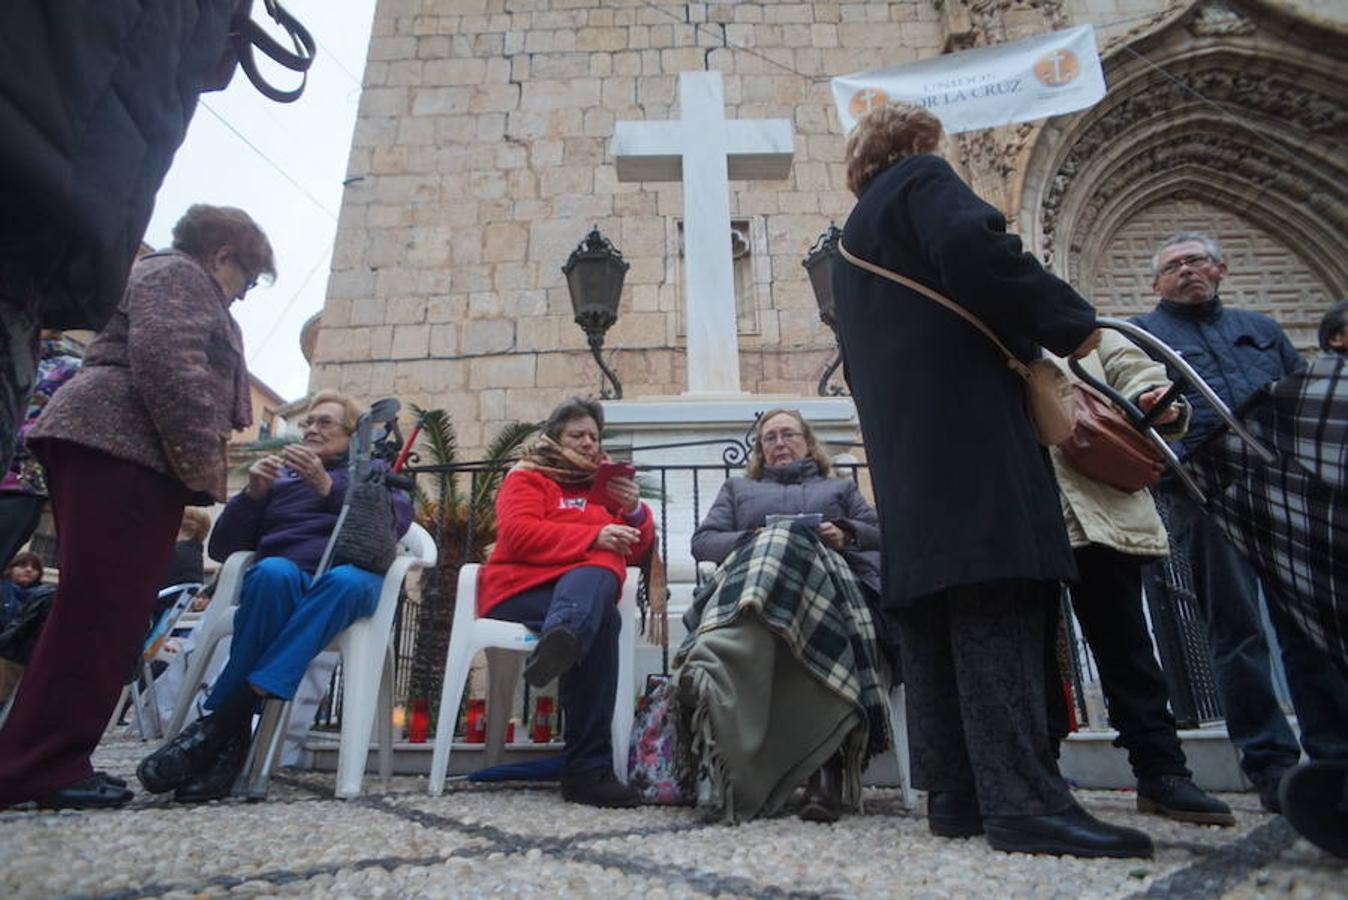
[[831, 25, 1106, 134]]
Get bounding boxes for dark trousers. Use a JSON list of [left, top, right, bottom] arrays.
[[1069, 544, 1188, 779], [1146, 487, 1348, 786], [488, 566, 620, 776], [898, 580, 1075, 817], [0, 440, 186, 802], [0, 492, 43, 567]]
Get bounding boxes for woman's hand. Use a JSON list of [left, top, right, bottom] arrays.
[[605, 475, 641, 515], [592, 524, 641, 555], [246, 455, 285, 501], [1069, 328, 1103, 360], [281, 443, 333, 497], [1137, 385, 1181, 425], [817, 522, 848, 550]]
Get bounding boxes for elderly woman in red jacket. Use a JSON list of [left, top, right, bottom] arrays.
[[480, 396, 654, 808]]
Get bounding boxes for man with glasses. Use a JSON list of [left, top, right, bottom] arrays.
[[1132, 232, 1348, 813]]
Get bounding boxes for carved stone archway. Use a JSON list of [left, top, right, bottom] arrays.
[[1019, 0, 1348, 347]]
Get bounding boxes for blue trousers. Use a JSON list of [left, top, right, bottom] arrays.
[[1147, 488, 1348, 786], [488, 566, 620, 776], [207, 557, 382, 708]]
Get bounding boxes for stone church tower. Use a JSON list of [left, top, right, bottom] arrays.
[[307, 0, 1347, 453]]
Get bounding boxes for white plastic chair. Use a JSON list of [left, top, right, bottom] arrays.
[[427, 563, 638, 795], [104, 582, 203, 741], [162, 522, 437, 799]]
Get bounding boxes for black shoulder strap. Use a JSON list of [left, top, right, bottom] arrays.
[[231, 0, 317, 103]]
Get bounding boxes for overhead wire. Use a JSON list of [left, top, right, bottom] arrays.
[[197, 100, 340, 222], [248, 246, 333, 364]]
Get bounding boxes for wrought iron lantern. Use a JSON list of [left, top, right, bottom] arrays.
[[801, 224, 846, 396], [563, 227, 629, 399]]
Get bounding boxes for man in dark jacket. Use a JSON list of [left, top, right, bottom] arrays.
[[0, 1, 238, 475], [1132, 232, 1348, 812]]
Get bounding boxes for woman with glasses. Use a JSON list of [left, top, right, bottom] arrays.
[[0, 205, 273, 810], [680, 409, 893, 823], [136, 390, 412, 803]]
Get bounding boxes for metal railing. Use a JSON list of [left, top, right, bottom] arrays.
[[314, 439, 1225, 738]]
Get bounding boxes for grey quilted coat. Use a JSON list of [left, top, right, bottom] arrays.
[[690, 458, 883, 594]]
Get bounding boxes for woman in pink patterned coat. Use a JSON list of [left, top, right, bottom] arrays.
[[0, 205, 274, 810]]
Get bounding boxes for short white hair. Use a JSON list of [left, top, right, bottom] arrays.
[[1151, 232, 1223, 280]]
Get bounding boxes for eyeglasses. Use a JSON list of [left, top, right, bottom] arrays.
[[760, 429, 804, 446], [299, 414, 343, 432], [1157, 253, 1212, 277]]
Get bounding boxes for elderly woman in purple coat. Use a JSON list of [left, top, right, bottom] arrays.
[[137, 389, 412, 803]]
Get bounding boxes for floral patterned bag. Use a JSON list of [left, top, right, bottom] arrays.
[[627, 675, 694, 805]]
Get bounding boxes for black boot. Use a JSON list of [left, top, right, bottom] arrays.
[[799, 760, 843, 823], [174, 729, 250, 803], [136, 714, 233, 794], [1137, 775, 1235, 826], [985, 804, 1154, 858], [561, 769, 639, 808], [523, 626, 582, 688], [928, 790, 983, 837]]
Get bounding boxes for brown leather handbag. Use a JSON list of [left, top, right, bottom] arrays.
[[1059, 384, 1165, 492]]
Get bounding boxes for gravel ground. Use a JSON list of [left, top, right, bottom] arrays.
[[0, 735, 1342, 899]]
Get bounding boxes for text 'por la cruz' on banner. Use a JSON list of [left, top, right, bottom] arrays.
[[831, 25, 1107, 135]]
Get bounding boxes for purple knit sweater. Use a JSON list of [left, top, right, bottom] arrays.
[[209, 461, 414, 575]]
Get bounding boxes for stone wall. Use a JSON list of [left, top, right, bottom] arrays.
[[313, 0, 1346, 454]]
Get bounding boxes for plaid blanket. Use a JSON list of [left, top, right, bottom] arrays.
[[675, 522, 892, 814], [1186, 354, 1348, 674]]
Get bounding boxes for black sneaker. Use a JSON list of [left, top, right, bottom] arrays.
[[523, 626, 582, 688], [1137, 775, 1235, 826], [561, 770, 640, 808]]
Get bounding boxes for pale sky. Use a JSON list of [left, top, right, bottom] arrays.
[[145, 0, 378, 402]]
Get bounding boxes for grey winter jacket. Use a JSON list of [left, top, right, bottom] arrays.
[[690, 458, 883, 594]]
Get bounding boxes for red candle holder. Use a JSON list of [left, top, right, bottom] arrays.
[[408, 697, 428, 744], [464, 698, 486, 743], [531, 696, 554, 743]]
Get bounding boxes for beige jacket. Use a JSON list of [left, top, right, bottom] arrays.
[[1049, 330, 1189, 558]]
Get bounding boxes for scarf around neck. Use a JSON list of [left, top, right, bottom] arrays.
[[512, 434, 598, 484]]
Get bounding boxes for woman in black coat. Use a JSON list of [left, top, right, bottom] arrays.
[[832, 103, 1149, 858]]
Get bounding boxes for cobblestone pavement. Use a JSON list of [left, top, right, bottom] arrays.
[[1, 736, 1344, 899]]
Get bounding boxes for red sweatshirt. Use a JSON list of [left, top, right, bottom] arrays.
[[477, 468, 655, 616]]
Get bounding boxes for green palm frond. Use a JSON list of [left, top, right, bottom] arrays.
[[411, 404, 458, 466], [411, 404, 460, 509]]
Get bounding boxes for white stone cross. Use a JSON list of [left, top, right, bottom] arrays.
[[611, 71, 793, 395]]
